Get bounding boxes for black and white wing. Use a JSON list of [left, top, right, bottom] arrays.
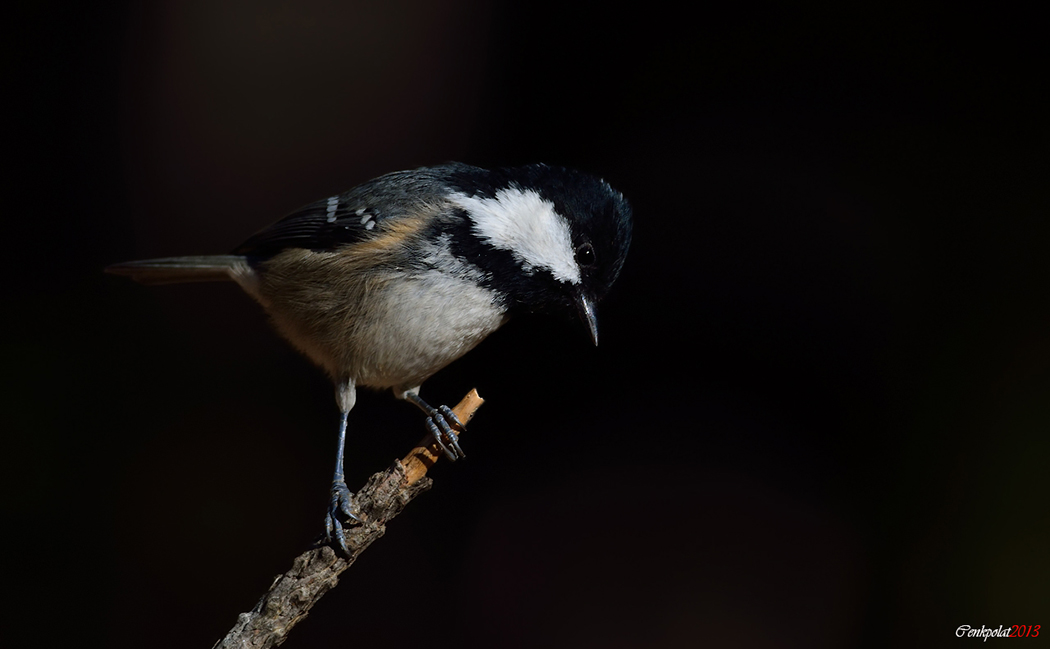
[[233, 164, 480, 258], [233, 191, 393, 258]]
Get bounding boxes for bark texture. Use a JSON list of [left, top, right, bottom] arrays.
[[212, 389, 484, 649]]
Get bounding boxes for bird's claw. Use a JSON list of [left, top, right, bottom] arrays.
[[427, 404, 466, 461], [324, 480, 359, 557]]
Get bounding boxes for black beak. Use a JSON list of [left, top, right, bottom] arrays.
[[574, 292, 599, 346]]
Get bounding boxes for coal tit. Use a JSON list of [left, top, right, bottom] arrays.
[[107, 162, 633, 554]]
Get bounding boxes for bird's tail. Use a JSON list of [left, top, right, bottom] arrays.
[[105, 255, 252, 286]]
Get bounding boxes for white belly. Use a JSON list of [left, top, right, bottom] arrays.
[[349, 268, 508, 390]]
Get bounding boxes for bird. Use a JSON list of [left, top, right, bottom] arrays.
[[107, 162, 633, 554]]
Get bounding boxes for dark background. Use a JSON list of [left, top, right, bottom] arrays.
[[5, 2, 1048, 647]]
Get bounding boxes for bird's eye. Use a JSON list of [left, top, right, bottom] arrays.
[[576, 242, 596, 266]]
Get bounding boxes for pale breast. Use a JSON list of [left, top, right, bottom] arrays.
[[258, 242, 509, 391], [347, 268, 508, 390]]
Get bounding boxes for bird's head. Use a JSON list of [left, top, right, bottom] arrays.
[[446, 163, 633, 345]]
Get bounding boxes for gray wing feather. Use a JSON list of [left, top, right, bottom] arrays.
[[233, 164, 476, 258], [107, 163, 482, 285]]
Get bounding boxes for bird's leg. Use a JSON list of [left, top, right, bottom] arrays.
[[403, 390, 466, 461], [325, 381, 359, 556]]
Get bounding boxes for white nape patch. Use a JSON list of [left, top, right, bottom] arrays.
[[325, 196, 339, 223], [450, 187, 581, 284]]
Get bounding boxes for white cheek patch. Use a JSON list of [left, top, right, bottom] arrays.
[[451, 187, 581, 285]]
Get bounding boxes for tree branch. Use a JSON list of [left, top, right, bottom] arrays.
[[212, 389, 485, 649]]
